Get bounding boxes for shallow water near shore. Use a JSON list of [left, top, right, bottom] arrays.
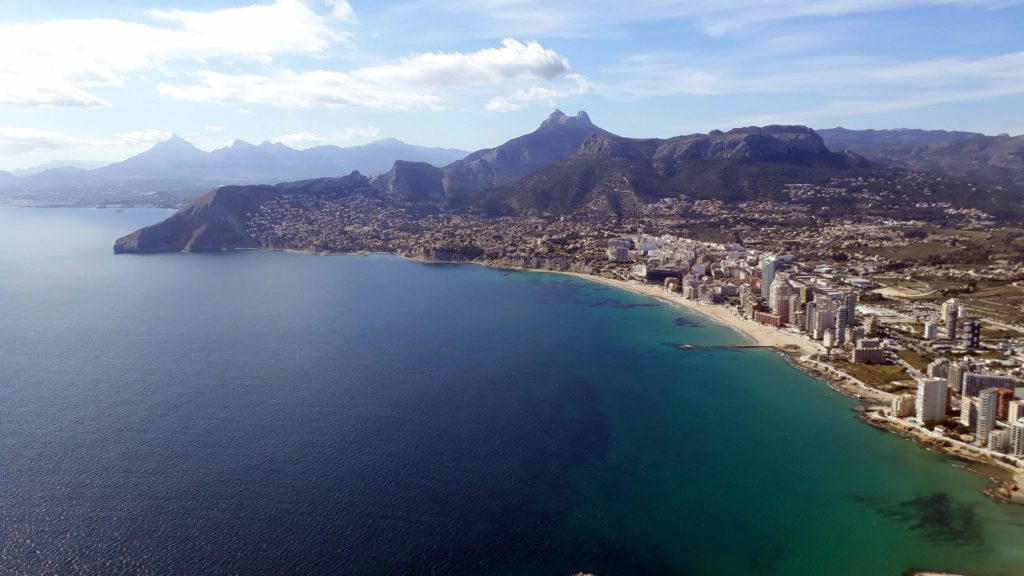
[[2, 207, 1024, 575]]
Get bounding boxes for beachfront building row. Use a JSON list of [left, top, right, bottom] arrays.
[[909, 369, 1022, 452]]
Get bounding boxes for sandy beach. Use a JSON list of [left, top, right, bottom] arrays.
[[557, 268, 1024, 504], [553, 271, 896, 404], [556, 271, 822, 355]]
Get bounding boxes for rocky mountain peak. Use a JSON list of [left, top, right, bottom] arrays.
[[541, 109, 569, 127], [154, 134, 199, 151], [539, 109, 593, 129]]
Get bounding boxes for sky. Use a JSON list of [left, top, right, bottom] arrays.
[[1, 0, 1024, 171]]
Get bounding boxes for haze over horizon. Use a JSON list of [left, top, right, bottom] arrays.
[[2, 0, 1024, 171]]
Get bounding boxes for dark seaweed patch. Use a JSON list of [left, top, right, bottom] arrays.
[[853, 493, 983, 546], [673, 316, 706, 328]]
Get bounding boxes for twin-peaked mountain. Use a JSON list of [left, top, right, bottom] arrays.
[[374, 110, 612, 200], [477, 122, 863, 216], [375, 111, 862, 213], [115, 111, 876, 253]]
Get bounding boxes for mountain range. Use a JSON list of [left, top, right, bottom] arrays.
[[0, 137, 467, 206], [119, 110, 1014, 254], [375, 111, 873, 215], [819, 128, 1024, 186]]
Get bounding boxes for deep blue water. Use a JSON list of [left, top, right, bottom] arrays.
[[2, 208, 1024, 575]]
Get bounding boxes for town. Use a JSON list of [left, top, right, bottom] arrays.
[[241, 178, 1024, 494]]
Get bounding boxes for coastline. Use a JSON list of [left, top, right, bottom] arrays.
[[452, 259, 1024, 507], [169, 246, 1024, 510], [521, 268, 901, 404], [553, 271, 820, 354]]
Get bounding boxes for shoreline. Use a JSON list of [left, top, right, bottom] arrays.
[[550, 270, 821, 354], [448, 258, 1024, 507], [166, 247, 1024, 508]]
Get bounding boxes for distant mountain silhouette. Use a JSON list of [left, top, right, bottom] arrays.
[[0, 136, 467, 204], [819, 127, 1024, 186], [11, 160, 109, 176]]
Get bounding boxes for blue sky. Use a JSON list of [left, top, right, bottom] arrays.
[[1, 0, 1023, 170]]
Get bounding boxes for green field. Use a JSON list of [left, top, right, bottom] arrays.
[[896, 349, 930, 372], [830, 359, 913, 392]]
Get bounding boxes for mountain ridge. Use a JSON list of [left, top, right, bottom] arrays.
[[819, 127, 1024, 186], [113, 110, 1024, 254], [477, 123, 865, 217], [1, 137, 468, 205]]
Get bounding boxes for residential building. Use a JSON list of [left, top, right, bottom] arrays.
[[988, 428, 1010, 453], [864, 315, 880, 338], [996, 389, 1015, 421], [1008, 400, 1024, 424], [947, 362, 968, 394], [964, 319, 982, 349], [977, 388, 1000, 446], [852, 339, 884, 364], [942, 298, 959, 340], [891, 394, 915, 418], [923, 322, 938, 340], [761, 257, 778, 299], [961, 396, 978, 428], [1011, 419, 1024, 458], [916, 378, 947, 424], [753, 311, 783, 327], [927, 358, 950, 379], [962, 372, 1016, 397]]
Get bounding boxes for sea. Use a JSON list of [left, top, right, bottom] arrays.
[[2, 207, 1024, 576]]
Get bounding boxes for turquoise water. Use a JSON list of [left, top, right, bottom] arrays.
[[1, 207, 1024, 575]]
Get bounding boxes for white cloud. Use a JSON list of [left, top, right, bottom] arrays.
[[732, 85, 1024, 126], [0, 0, 349, 107], [355, 39, 568, 86], [603, 50, 1024, 99], [485, 73, 592, 112], [204, 125, 226, 132], [157, 38, 572, 110], [271, 126, 381, 148], [325, 0, 357, 21], [0, 127, 172, 154], [420, 0, 1024, 37], [157, 70, 444, 110]]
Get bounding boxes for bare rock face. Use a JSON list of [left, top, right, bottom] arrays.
[[377, 110, 612, 199]]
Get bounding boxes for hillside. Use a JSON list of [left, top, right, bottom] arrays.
[[819, 128, 1024, 186], [114, 112, 1024, 254], [113, 173, 373, 253]]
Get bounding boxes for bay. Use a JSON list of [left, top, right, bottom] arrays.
[[1, 208, 1024, 575]]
